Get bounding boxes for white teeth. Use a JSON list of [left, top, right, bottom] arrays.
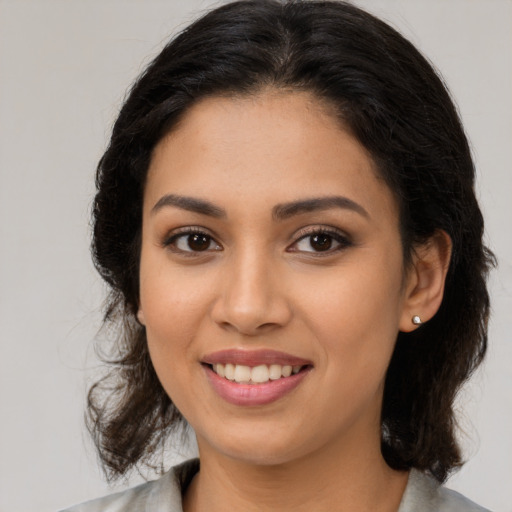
[[234, 364, 251, 383], [211, 363, 304, 384], [269, 364, 282, 380], [224, 363, 235, 381], [251, 365, 270, 383], [215, 363, 225, 378], [282, 365, 292, 377]]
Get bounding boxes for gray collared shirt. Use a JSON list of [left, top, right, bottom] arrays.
[[60, 459, 491, 512]]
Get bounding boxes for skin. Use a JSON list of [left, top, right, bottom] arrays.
[[137, 90, 451, 512]]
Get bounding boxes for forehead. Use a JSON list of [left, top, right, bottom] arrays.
[[145, 90, 397, 222]]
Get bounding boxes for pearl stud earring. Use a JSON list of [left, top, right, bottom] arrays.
[[412, 315, 422, 325]]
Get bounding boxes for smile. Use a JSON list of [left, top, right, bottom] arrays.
[[202, 349, 313, 406], [210, 363, 304, 384]]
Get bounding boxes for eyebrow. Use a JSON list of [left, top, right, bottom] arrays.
[[151, 194, 369, 220], [272, 196, 369, 221], [151, 194, 227, 218]]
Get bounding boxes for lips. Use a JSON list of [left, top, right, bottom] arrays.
[[203, 348, 311, 366], [202, 349, 313, 406]]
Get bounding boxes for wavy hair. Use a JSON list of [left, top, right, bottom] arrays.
[[87, 0, 495, 482]]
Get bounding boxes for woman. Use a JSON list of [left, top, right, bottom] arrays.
[[61, 1, 494, 510]]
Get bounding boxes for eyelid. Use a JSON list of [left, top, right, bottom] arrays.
[[163, 224, 214, 237], [292, 224, 347, 238], [162, 226, 222, 254], [287, 225, 353, 254]]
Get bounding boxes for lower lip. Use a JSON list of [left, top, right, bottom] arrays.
[[204, 365, 311, 406]]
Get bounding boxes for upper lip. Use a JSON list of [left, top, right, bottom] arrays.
[[202, 349, 313, 367]]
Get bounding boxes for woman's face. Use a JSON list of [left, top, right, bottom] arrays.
[[138, 91, 415, 466]]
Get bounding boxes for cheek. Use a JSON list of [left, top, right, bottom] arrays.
[[141, 280, 209, 415], [138, 257, 214, 381], [140, 250, 211, 329], [300, 258, 403, 331], [142, 286, 206, 355], [296, 256, 404, 380]]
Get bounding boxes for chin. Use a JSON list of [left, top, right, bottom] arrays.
[[195, 422, 319, 468], [217, 444, 301, 467]]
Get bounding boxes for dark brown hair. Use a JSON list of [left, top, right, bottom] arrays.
[[87, 0, 495, 483]]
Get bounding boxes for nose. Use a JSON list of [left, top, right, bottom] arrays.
[[210, 247, 293, 336]]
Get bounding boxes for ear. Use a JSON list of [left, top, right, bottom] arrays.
[[399, 230, 452, 332], [136, 307, 146, 326]]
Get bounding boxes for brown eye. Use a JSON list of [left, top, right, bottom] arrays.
[[309, 233, 332, 251], [187, 233, 211, 251], [165, 230, 221, 253], [291, 229, 352, 255]]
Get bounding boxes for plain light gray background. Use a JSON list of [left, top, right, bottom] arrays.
[[0, 1, 510, 511]]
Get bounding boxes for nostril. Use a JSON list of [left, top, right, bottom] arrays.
[[222, 321, 281, 335], [217, 321, 240, 333], [252, 322, 280, 333]]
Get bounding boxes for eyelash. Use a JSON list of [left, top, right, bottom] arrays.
[[289, 226, 353, 255], [162, 226, 353, 256], [163, 227, 221, 256]]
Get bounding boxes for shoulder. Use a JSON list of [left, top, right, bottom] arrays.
[[399, 469, 492, 512], [59, 459, 199, 512], [59, 479, 163, 512], [437, 486, 492, 512]]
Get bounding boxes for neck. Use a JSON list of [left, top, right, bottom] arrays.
[[183, 432, 409, 512]]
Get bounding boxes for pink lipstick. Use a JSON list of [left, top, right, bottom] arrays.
[[202, 349, 313, 406]]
